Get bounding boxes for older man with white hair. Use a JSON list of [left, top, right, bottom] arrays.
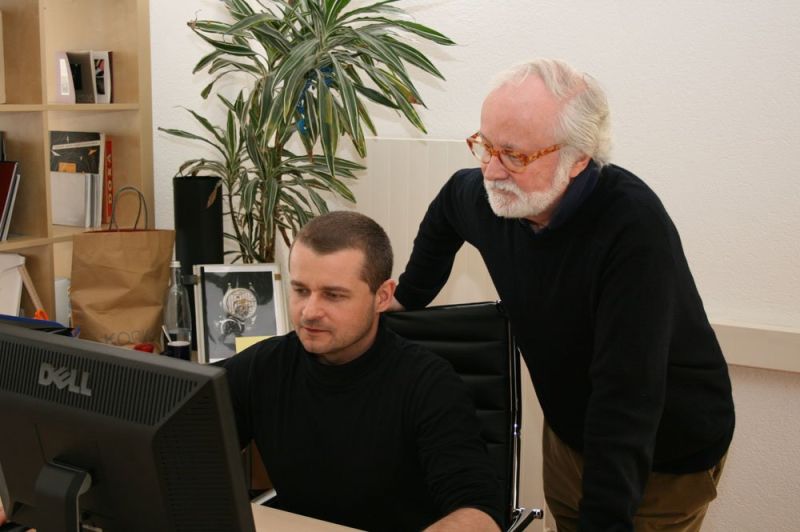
[[390, 58, 735, 532]]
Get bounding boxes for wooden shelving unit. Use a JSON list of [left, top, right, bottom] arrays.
[[0, 0, 153, 318]]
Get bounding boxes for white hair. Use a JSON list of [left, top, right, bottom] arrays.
[[491, 59, 612, 167]]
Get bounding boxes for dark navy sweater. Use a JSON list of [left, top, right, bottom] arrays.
[[219, 324, 503, 531], [396, 163, 735, 531]]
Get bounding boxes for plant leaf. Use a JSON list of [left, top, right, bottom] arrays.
[[316, 69, 339, 177], [193, 50, 223, 74], [325, 0, 352, 26], [338, 0, 402, 23], [329, 52, 364, 154], [383, 19, 456, 46], [190, 24, 258, 56]]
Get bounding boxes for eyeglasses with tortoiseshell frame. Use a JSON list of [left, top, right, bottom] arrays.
[[466, 132, 561, 173]]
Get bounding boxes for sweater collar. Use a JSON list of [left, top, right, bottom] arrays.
[[301, 321, 388, 389], [521, 159, 600, 235]]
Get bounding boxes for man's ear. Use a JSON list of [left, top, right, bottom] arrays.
[[568, 154, 591, 179], [374, 279, 398, 313]]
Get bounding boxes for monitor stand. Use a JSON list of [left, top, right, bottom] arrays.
[[34, 462, 92, 532]]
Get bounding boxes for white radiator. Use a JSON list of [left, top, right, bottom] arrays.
[[352, 137, 498, 306]]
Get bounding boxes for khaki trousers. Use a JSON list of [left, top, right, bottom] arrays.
[[542, 423, 727, 532]]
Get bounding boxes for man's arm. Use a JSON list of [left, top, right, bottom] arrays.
[[425, 507, 500, 532], [394, 169, 478, 309], [409, 353, 504, 529], [579, 229, 677, 528]]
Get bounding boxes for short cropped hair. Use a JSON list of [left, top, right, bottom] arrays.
[[292, 211, 393, 292], [492, 58, 612, 167]]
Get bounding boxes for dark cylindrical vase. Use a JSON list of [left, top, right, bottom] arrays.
[[173, 176, 224, 350]]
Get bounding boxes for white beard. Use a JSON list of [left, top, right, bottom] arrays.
[[483, 160, 572, 219]]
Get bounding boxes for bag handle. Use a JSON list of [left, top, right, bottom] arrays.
[[108, 186, 149, 230]]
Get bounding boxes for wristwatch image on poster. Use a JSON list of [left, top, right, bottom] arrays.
[[193, 263, 287, 363]]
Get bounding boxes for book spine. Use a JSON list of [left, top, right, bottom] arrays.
[[103, 138, 113, 224]]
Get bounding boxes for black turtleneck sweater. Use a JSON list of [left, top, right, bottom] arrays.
[[218, 323, 502, 531], [395, 163, 735, 531]]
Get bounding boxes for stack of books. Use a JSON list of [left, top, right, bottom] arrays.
[[49, 131, 113, 228]]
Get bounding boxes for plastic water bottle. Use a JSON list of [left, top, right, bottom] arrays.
[[164, 260, 192, 344]]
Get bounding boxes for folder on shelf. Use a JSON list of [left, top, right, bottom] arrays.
[[55, 50, 113, 104], [54, 51, 76, 104], [91, 50, 113, 104], [66, 51, 94, 103], [0, 160, 20, 240]]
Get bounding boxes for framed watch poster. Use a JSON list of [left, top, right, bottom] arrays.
[[193, 263, 287, 363]]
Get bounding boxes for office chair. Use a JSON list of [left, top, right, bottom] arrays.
[[384, 301, 543, 531]]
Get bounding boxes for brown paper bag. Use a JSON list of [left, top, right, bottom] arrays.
[[70, 186, 174, 348]]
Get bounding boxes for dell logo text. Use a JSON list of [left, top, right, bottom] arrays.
[[38, 362, 93, 397]]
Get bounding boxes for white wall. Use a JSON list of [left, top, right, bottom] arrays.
[[153, 0, 800, 330], [151, 2, 800, 530]]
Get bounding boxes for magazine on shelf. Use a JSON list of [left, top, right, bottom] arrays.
[[50, 171, 90, 227], [91, 50, 113, 104], [49, 131, 106, 227], [0, 161, 20, 240], [0, 162, 17, 227], [49, 171, 102, 228], [50, 131, 104, 173]]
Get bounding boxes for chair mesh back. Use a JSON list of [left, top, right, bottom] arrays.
[[384, 302, 519, 527]]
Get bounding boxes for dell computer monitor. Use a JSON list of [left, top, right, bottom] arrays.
[[0, 323, 255, 532]]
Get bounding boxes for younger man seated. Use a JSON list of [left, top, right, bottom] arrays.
[[218, 211, 502, 531]]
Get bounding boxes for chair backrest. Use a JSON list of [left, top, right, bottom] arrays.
[[383, 301, 522, 528]]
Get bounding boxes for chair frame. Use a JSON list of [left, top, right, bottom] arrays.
[[385, 301, 542, 531]]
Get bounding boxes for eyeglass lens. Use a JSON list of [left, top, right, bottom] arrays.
[[470, 140, 524, 170]]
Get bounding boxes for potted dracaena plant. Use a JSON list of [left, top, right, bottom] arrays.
[[159, 0, 454, 263]]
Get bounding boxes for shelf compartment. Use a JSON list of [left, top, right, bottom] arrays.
[[41, 0, 141, 105], [0, 111, 49, 242], [0, 0, 44, 105]]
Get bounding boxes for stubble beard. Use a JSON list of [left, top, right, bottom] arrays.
[[297, 306, 377, 364]]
